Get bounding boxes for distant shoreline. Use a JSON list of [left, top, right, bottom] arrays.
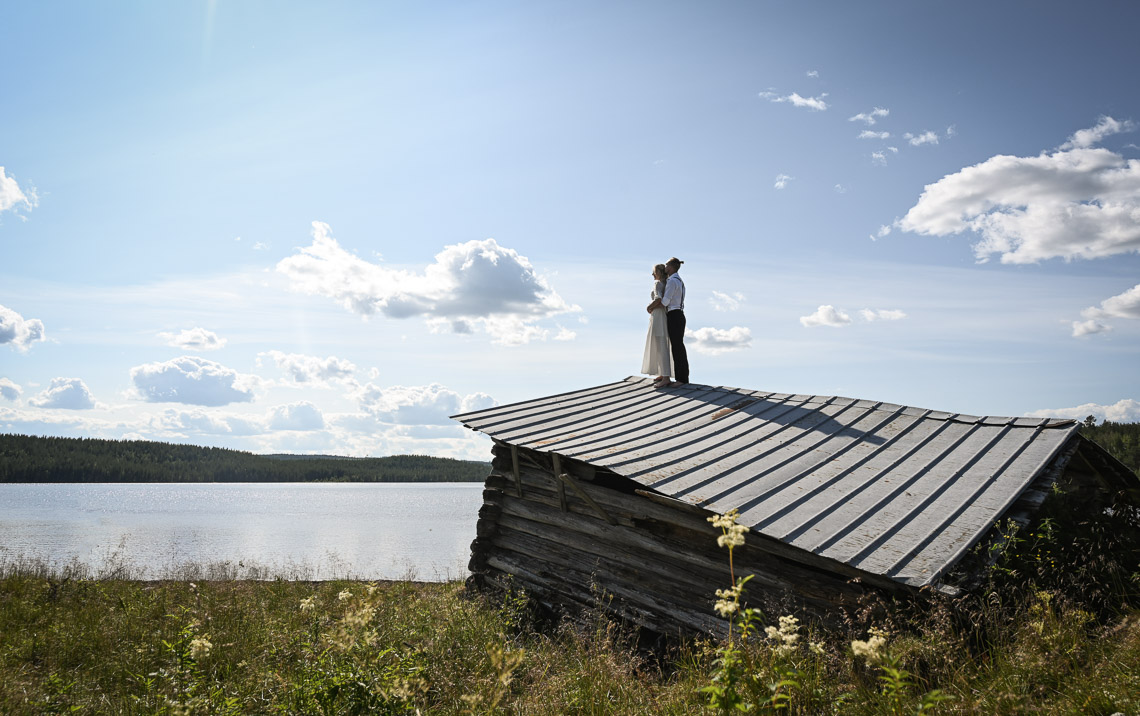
[[0, 433, 490, 483]]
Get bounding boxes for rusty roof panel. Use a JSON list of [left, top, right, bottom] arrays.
[[451, 377, 1079, 588]]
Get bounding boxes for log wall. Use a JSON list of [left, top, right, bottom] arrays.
[[467, 442, 914, 638]]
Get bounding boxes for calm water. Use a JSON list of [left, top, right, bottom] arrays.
[[0, 483, 484, 581]]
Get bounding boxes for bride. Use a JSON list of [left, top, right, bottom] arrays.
[[641, 263, 672, 387]]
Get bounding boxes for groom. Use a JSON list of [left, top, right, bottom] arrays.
[[647, 257, 688, 388]]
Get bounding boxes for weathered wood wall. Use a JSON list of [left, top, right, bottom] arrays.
[[467, 442, 913, 639]]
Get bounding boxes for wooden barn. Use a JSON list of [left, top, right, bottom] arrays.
[[451, 377, 1138, 638]]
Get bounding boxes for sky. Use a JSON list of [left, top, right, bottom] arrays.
[[2, 0, 1139, 461]]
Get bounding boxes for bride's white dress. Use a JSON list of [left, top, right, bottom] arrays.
[[641, 280, 672, 378]]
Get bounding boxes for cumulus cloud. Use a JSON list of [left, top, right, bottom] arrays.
[[859, 130, 891, 140], [758, 90, 828, 111], [159, 327, 227, 351], [1, 377, 23, 401], [1073, 282, 1140, 336], [0, 304, 46, 352], [130, 356, 257, 406], [1026, 398, 1140, 424], [800, 305, 851, 328], [0, 167, 37, 216], [354, 383, 495, 425], [849, 107, 889, 125], [890, 117, 1140, 264], [276, 222, 579, 345], [553, 326, 577, 341], [710, 291, 745, 312], [268, 401, 326, 431], [806, 70, 819, 78], [774, 173, 793, 190], [905, 131, 940, 146], [28, 378, 96, 410], [859, 309, 907, 322], [690, 326, 752, 355], [258, 350, 357, 385]]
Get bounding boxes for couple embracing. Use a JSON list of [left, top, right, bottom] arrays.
[[642, 257, 689, 389]]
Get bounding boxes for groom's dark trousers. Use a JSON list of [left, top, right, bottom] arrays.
[[667, 309, 689, 384]]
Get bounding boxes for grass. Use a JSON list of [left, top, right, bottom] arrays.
[[1, 559, 1138, 715]]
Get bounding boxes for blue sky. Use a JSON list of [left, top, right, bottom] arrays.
[[3, 0, 1139, 460]]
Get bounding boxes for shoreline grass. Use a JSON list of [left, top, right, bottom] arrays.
[[2, 561, 1138, 714]]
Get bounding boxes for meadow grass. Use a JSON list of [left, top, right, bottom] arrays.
[[1, 556, 1138, 715]]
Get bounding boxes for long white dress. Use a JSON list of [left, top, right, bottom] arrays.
[[641, 280, 672, 377]]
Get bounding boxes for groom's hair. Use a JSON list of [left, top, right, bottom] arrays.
[[666, 257, 683, 269]]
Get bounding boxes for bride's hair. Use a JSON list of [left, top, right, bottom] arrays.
[[653, 263, 667, 280]]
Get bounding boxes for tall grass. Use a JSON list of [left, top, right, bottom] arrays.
[[2, 509, 1138, 716], [2, 565, 1137, 714]]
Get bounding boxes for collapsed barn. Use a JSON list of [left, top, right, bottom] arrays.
[[451, 377, 1138, 638]]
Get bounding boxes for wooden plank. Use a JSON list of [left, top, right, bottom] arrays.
[[510, 444, 522, 498], [552, 453, 568, 512]]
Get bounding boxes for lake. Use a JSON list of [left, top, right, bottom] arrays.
[[0, 483, 485, 581]]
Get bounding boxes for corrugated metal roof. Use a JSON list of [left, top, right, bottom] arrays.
[[452, 377, 1080, 588]]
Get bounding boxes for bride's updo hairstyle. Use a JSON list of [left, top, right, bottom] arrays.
[[653, 263, 667, 280]]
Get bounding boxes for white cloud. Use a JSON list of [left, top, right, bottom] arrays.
[[157, 408, 264, 436], [774, 173, 793, 190], [905, 131, 940, 146], [268, 401, 326, 431], [258, 350, 357, 385], [806, 70, 819, 78], [1071, 318, 1111, 337], [872, 151, 888, 166], [0, 377, 23, 401], [690, 326, 752, 355], [849, 107, 889, 125], [0, 167, 37, 216], [946, 125, 957, 138], [159, 327, 227, 351], [253, 241, 269, 250], [859, 130, 891, 140], [553, 326, 577, 341], [894, 118, 1140, 264], [353, 383, 495, 425], [1060, 116, 1137, 150], [276, 222, 579, 345], [130, 356, 258, 406], [28, 378, 96, 410], [800, 305, 851, 328], [758, 90, 828, 111], [1026, 398, 1140, 424], [0, 304, 46, 352], [835, 184, 847, 194], [1074, 282, 1140, 336], [710, 291, 745, 312], [859, 308, 907, 322]]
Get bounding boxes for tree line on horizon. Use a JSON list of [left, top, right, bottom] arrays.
[[0, 433, 490, 483], [1080, 419, 1140, 476]]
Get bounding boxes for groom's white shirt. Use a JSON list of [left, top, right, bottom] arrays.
[[663, 274, 685, 311]]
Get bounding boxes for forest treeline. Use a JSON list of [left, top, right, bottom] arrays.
[[0, 434, 490, 483], [1080, 419, 1140, 476]]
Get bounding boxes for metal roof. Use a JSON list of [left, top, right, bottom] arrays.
[[452, 376, 1081, 588]]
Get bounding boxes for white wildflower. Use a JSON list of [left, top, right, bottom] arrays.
[[714, 598, 739, 617], [809, 641, 825, 655], [188, 636, 212, 660], [299, 596, 316, 611], [851, 626, 889, 663], [337, 589, 353, 602], [765, 615, 802, 656]]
